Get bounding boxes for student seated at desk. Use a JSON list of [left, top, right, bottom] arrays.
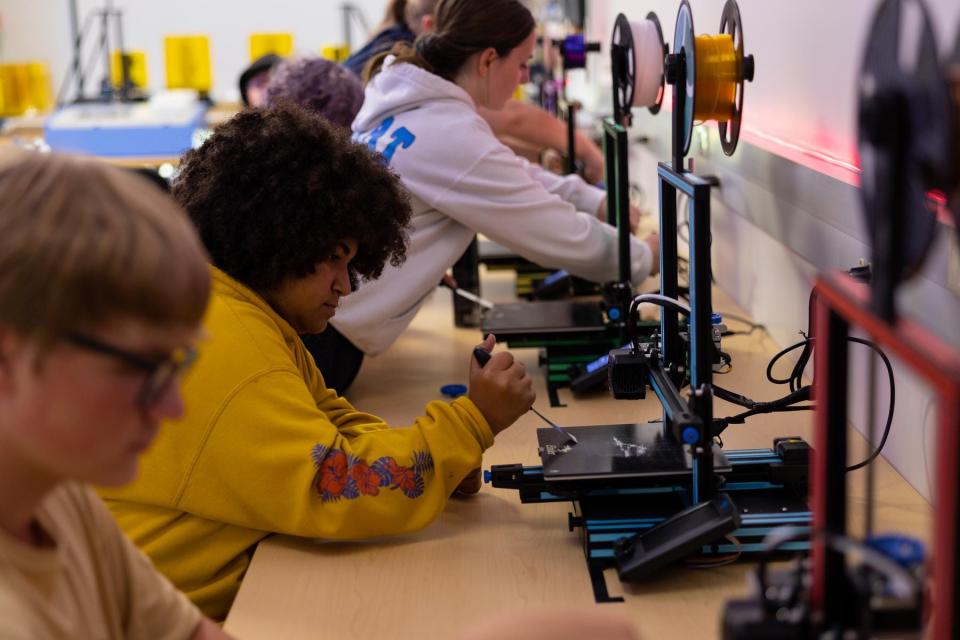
[[0, 153, 228, 639], [265, 55, 364, 129], [313, 0, 659, 392], [343, 0, 415, 79], [346, 0, 608, 184], [101, 102, 536, 622], [238, 53, 281, 107]]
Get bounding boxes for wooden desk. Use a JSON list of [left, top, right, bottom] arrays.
[[224, 272, 931, 639]]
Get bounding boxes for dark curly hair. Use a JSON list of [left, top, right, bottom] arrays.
[[173, 102, 411, 293]]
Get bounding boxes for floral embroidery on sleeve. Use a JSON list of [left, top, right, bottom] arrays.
[[311, 444, 433, 501]]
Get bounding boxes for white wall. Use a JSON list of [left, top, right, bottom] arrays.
[[0, 0, 390, 103], [584, 0, 960, 501]]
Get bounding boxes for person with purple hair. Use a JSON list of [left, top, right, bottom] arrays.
[[265, 56, 365, 129]]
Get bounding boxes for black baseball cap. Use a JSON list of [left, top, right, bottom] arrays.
[[239, 53, 282, 105]]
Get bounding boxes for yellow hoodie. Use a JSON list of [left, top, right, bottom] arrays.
[[101, 267, 494, 621]]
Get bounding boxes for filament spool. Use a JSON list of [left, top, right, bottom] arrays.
[[694, 34, 737, 122], [560, 34, 590, 70], [857, 0, 954, 286], [671, 0, 754, 157], [610, 12, 667, 122]]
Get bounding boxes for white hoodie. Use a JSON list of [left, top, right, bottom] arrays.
[[333, 58, 654, 355]]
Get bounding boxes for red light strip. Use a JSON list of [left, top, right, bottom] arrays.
[[739, 124, 862, 178], [737, 125, 953, 225], [653, 89, 955, 225]]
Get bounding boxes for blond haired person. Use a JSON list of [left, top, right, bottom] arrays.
[[0, 153, 229, 639]]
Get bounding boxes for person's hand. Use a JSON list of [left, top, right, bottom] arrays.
[[540, 147, 565, 175], [629, 203, 644, 233], [578, 137, 605, 185], [440, 272, 458, 289], [596, 195, 609, 223], [644, 232, 660, 277], [596, 197, 641, 233], [453, 468, 482, 496], [467, 334, 535, 435]]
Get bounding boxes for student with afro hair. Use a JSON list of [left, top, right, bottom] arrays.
[[100, 102, 535, 621]]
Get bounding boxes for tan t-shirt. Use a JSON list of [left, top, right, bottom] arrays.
[[0, 482, 203, 639]]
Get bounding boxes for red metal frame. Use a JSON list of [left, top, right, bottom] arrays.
[[812, 270, 960, 638]]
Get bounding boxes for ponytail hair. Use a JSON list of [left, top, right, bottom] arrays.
[[365, 0, 534, 83]]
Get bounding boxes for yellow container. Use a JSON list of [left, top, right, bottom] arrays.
[[26, 62, 53, 112], [165, 35, 212, 92], [111, 50, 148, 89], [0, 61, 52, 116], [320, 44, 350, 62], [250, 33, 293, 61], [0, 65, 27, 116]]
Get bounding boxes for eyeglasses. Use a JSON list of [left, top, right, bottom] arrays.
[[65, 331, 198, 409]]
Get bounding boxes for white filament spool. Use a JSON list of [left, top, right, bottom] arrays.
[[630, 18, 666, 108]]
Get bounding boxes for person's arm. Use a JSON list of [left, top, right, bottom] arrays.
[[425, 144, 654, 285], [594, 194, 644, 233], [517, 154, 607, 216], [174, 341, 531, 541], [495, 134, 543, 164], [478, 100, 606, 184]]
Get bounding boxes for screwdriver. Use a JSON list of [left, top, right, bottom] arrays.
[[472, 346, 579, 445], [443, 282, 494, 309]]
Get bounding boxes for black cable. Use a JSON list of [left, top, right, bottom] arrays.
[[719, 404, 814, 427], [712, 387, 814, 434], [715, 350, 733, 374], [786, 280, 893, 470], [766, 338, 811, 388], [629, 280, 894, 472], [713, 384, 754, 408], [844, 336, 896, 472], [762, 334, 895, 472]]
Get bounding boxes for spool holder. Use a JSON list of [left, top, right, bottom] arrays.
[[666, 0, 754, 164], [949, 27, 960, 234], [645, 0, 754, 503], [554, 35, 601, 175], [717, 0, 755, 156], [856, 0, 954, 320]]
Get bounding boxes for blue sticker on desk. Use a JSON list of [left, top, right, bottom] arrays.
[[440, 384, 467, 398]]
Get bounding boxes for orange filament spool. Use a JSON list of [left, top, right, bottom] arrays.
[[693, 34, 738, 122]]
